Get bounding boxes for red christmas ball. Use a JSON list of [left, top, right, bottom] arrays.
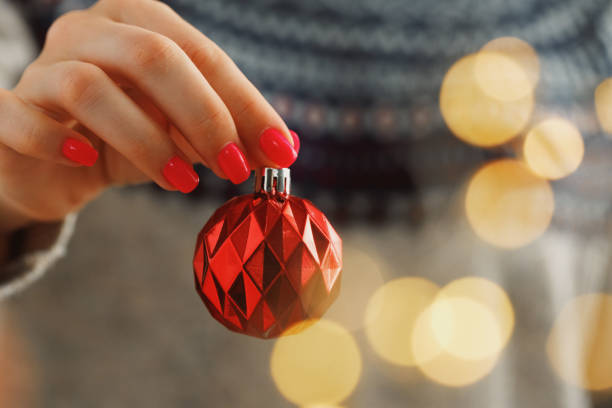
[[193, 168, 342, 339]]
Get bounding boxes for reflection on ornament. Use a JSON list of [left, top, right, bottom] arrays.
[[524, 118, 584, 180], [547, 294, 612, 390], [193, 168, 342, 339], [364, 277, 440, 366], [440, 54, 533, 147], [465, 159, 554, 249], [271, 319, 361, 406]]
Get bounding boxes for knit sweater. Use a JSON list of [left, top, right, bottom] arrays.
[[2, 2, 612, 406]]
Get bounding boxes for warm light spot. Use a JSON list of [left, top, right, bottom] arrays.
[[271, 319, 361, 406], [412, 305, 500, 387], [436, 277, 515, 350], [302, 405, 344, 408], [547, 294, 612, 390], [364, 277, 440, 366], [523, 118, 584, 179], [474, 52, 532, 102], [430, 297, 503, 360], [595, 78, 612, 134], [325, 245, 385, 331], [480, 37, 540, 89], [465, 159, 554, 248], [440, 54, 533, 147]]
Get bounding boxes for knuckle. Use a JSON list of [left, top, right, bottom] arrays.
[[19, 63, 38, 84], [46, 11, 84, 44], [0, 89, 12, 114], [151, 0, 174, 15], [15, 120, 44, 156], [0, 98, 44, 156], [183, 39, 226, 76], [233, 97, 259, 122], [0, 92, 32, 154], [96, 0, 119, 7], [130, 33, 182, 73], [192, 104, 233, 136], [122, 137, 150, 161], [58, 63, 105, 108]]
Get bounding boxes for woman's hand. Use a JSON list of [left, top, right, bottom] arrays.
[[0, 0, 299, 232]]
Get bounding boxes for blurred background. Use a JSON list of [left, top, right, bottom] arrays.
[[3, 0, 612, 406]]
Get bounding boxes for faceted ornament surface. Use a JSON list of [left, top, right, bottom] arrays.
[[193, 193, 342, 339]]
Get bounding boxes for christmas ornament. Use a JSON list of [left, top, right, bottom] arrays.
[[193, 168, 342, 339]]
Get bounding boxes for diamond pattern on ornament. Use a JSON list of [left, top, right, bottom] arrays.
[[194, 195, 342, 338]]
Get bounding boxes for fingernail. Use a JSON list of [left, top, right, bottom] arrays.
[[163, 156, 199, 193], [289, 130, 300, 154], [62, 137, 98, 166], [259, 128, 297, 167], [217, 142, 251, 184]]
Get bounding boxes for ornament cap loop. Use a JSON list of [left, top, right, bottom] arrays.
[[255, 167, 291, 197]]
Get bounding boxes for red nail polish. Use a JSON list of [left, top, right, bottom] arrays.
[[163, 156, 199, 193], [217, 143, 251, 184], [259, 128, 297, 167], [62, 137, 98, 166], [289, 130, 300, 154]]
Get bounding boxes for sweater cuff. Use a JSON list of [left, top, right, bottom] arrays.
[[0, 213, 77, 300]]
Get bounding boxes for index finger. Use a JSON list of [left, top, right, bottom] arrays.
[[93, 0, 299, 169]]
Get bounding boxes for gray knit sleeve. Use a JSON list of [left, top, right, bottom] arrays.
[[0, 0, 70, 300], [0, 215, 77, 300]]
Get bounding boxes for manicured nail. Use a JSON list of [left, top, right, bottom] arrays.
[[163, 156, 199, 193], [217, 142, 251, 184], [259, 128, 297, 167], [62, 137, 98, 166], [289, 130, 300, 154]]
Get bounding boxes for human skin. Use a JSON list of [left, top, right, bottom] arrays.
[[0, 0, 299, 258]]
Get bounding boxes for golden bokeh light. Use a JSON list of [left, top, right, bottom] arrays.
[[436, 277, 515, 351], [324, 245, 385, 331], [465, 159, 554, 249], [408, 277, 514, 386], [412, 305, 501, 387], [302, 405, 344, 408], [523, 118, 584, 180], [440, 54, 534, 147], [429, 297, 503, 360], [480, 37, 540, 89], [474, 52, 531, 102], [271, 319, 361, 406], [364, 277, 440, 366], [547, 294, 612, 390], [595, 78, 612, 134]]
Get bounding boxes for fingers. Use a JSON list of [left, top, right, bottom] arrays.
[[92, 0, 299, 168], [16, 61, 199, 193], [0, 88, 98, 167], [44, 14, 251, 183]]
